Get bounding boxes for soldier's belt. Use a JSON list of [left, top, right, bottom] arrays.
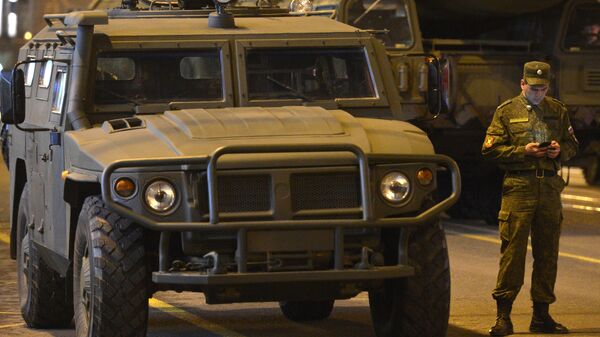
[[508, 169, 557, 178]]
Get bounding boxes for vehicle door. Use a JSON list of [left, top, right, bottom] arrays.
[[26, 49, 69, 257]]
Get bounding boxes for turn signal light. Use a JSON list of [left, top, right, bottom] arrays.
[[416, 168, 433, 186], [114, 177, 136, 198]]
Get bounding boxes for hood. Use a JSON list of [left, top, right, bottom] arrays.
[[64, 106, 433, 172]]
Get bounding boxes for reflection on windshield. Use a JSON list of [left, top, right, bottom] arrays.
[[95, 50, 223, 105], [246, 47, 376, 101], [564, 5, 600, 51]]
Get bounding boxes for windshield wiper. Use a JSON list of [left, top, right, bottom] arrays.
[[97, 87, 145, 106], [266, 76, 314, 102], [353, 0, 382, 25]]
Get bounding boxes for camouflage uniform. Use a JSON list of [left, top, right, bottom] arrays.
[[482, 79, 578, 304]]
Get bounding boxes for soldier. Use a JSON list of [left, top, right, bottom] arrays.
[[482, 61, 578, 336]]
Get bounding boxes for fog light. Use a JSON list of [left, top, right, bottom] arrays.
[[114, 177, 136, 198], [144, 180, 176, 213], [416, 168, 434, 186]]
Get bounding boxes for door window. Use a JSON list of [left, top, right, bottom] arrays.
[[51, 68, 68, 115], [563, 4, 600, 51]]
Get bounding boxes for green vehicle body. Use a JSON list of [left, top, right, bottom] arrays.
[[0, 1, 460, 336]]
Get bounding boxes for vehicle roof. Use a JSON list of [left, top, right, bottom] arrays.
[[34, 15, 367, 42]]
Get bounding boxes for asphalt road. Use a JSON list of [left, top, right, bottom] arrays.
[[1, 164, 599, 336]]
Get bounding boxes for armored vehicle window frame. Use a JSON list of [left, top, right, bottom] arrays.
[[93, 40, 234, 111], [236, 38, 389, 108]]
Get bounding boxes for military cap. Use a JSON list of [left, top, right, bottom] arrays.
[[523, 61, 550, 86]]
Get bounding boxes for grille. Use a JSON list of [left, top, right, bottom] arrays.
[[585, 69, 600, 91], [290, 172, 360, 212], [217, 175, 271, 212]]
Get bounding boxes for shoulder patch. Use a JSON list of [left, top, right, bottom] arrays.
[[549, 97, 567, 109], [497, 99, 513, 110]]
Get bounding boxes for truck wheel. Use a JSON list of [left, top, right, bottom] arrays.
[[279, 299, 335, 321], [73, 196, 148, 337], [583, 156, 600, 185], [16, 184, 73, 328], [369, 220, 450, 337]]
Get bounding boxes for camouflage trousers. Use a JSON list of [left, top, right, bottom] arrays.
[[492, 172, 565, 304]]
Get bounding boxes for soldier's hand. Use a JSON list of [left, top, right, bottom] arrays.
[[525, 142, 548, 158], [547, 140, 561, 159]]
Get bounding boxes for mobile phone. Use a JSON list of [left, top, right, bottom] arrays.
[[538, 141, 551, 148]]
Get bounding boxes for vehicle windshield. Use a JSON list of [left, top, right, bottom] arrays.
[[94, 50, 223, 105], [563, 4, 600, 52], [246, 47, 376, 101], [236, 0, 413, 48], [346, 0, 413, 48]]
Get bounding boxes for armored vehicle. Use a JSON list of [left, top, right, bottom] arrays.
[[302, 0, 600, 224], [0, 0, 460, 336]]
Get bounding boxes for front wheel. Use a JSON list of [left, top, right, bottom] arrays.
[[16, 184, 73, 328], [73, 196, 149, 337], [369, 220, 450, 337]]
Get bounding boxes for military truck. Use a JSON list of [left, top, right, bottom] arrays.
[[0, 0, 460, 336], [298, 0, 600, 224]]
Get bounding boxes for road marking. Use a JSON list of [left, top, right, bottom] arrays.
[[562, 194, 600, 203], [0, 311, 20, 315], [563, 203, 600, 213], [0, 323, 23, 329], [0, 232, 9, 244], [149, 298, 247, 337], [449, 232, 600, 265]]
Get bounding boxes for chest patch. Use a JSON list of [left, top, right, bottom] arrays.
[[509, 117, 529, 123]]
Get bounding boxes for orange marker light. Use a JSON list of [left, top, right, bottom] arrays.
[[114, 178, 136, 198], [416, 168, 433, 186]]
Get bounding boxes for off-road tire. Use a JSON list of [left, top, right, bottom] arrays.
[[369, 219, 450, 337], [16, 184, 73, 328], [73, 196, 148, 337], [279, 299, 335, 321]]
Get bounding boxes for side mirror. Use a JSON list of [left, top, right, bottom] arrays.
[[426, 57, 441, 116], [0, 69, 25, 125], [12, 69, 26, 125]]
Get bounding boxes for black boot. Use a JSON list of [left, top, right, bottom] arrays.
[[489, 299, 514, 336], [529, 302, 569, 334]]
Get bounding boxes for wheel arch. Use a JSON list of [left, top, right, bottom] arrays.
[[63, 178, 101, 260], [9, 158, 27, 259]]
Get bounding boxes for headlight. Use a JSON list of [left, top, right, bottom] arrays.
[[144, 180, 176, 213], [380, 172, 410, 204], [289, 0, 313, 13]]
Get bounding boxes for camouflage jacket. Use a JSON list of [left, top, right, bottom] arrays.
[[481, 94, 578, 171]]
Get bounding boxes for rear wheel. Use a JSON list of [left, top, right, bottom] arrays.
[[583, 156, 600, 185], [73, 196, 148, 337], [17, 184, 73, 328], [279, 299, 335, 321], [369, 219, 450, 337]]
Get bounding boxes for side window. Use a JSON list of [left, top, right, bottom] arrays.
[[24, 58, 36, 87], [51, 68, 68, 115], [563, 5, 600, 51], [38, 60, 54, 88]]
